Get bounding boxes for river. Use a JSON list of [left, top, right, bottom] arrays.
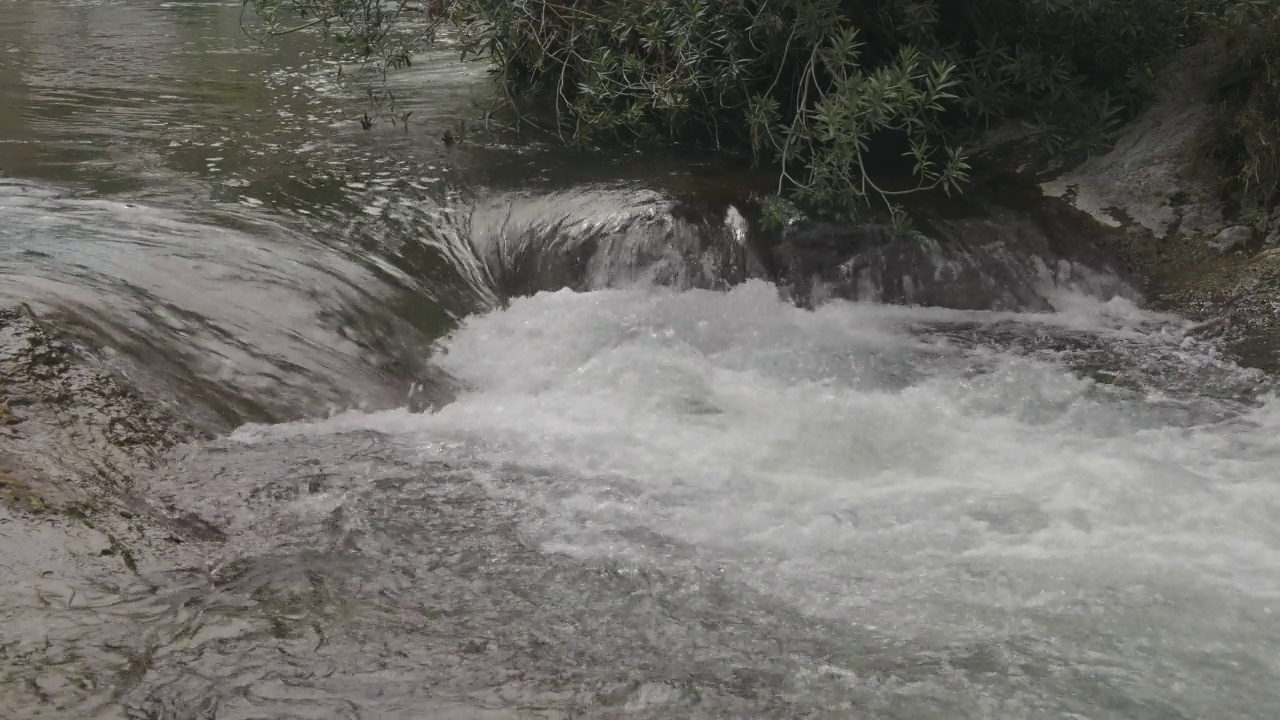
[[1, 1, 1279, 718]]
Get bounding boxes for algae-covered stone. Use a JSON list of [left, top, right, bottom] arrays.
[[0, 472, 47, 513]]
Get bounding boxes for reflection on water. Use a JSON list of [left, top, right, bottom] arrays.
[[2, 0, 321, 191], [0, 0, 768, 426], [0, 0, 762, 209], [0, 0, 505, 208]]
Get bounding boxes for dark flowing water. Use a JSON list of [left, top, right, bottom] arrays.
[[2, 2, 1280, 719]]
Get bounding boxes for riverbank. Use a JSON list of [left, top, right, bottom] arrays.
[[1016, 40, 1280, 371]]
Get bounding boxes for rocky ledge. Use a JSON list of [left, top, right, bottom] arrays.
[[1036, 41, 1280, 366], [0, 305, 238, 714]]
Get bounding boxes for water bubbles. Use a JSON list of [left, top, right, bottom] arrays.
[[7, 4, 1278, 715], [171, 275, 1280, 717]]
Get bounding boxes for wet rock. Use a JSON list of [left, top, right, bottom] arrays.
[[0, 305, 227, 716], [33, 673, 70, 699], [1210, 226, 1255, 254], [771, 199, 1136, 311], [773, 220, 1058, 311], [1040, 42, 1225, 240], [0, 306, 185, 472], [1020, 41, 1280, 371], [1266, 207, 1280, 246], [0, 305, 223, 544]]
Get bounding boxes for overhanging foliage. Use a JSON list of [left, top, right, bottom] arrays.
[[246, 0, 1243, 220]]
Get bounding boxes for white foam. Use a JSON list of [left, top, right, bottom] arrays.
[[236, 281, 1280, 643]]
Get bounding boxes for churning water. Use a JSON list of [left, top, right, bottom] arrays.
[[5, 178, 1280, 720], [2, 1, 1279, 718], [127, 276, 1278, 719]]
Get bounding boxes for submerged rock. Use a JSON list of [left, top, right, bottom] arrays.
[[0, 306, 234, 543], [1211, 225, 1255, 254], [0, 307, 218, 570], [0, 306, 186, 486], [0, 305, 229, 716]]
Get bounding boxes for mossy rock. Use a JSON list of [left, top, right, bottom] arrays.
[[0, 473, 48, 514]]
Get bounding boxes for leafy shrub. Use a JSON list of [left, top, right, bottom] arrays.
[[1199, 0, 1280, 209], [247, 0, 1209, 218]]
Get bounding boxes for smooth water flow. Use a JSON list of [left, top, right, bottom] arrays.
[[2, 1, 1279, 718]]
